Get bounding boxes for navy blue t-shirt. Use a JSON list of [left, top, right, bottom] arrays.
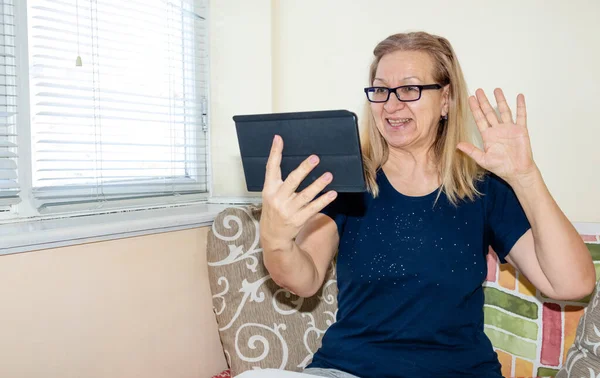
[[307, 169, 530, 377]]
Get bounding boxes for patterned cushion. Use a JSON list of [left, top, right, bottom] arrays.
[[556, 281, 600, 377], [206, 206, 338, 376]]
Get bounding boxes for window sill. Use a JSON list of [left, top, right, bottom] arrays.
[[2, 202, 595, 257], [0, 203, 234, 255]]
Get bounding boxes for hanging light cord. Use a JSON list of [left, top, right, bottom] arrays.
[[75, 0, 82, 66]]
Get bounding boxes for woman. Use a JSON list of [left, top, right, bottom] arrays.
[[245, 32, 595, 378]]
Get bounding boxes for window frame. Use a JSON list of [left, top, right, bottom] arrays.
[[0, 0, 230, 254], [2, 0, 213, 223]]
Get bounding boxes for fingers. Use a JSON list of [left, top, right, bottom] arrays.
[[516, 93, 527, 128], [290, 171, 333, 211], [457, 142, 486, 167], [475, 88, 500, 126], [295, 190, 338, 225], [279, 154, 320, 196], [264, 135, 283, 191], [493, 88, 514, 124], [468, 95, 489, 134]]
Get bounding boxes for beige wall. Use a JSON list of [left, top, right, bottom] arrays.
[[0, 228, 227, 378], [210, 0, 600, 222], [209, 0, 273, 198]]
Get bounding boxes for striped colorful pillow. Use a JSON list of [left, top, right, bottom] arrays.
[[483, 243, 600, 377]]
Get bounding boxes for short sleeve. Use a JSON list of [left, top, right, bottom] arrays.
[[485, 174, 531, 264], [319, 192, 350, 238]]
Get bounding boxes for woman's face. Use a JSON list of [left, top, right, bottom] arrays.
[[370, 50, 449, 152]]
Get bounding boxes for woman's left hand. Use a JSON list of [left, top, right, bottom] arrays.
[[457, 88, 539, 187]]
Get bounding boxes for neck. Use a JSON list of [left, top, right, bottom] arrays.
[[382, 145, 440, 196], [385, 144, 437, 176]]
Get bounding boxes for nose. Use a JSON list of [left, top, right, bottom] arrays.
[[383, 92, 406, 113]]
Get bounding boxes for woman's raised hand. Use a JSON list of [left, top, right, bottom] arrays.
[[260, 135, 338, 250], [458, 88, 538, 187]]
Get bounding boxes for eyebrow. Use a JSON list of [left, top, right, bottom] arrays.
[[373, 76, 422, 84]]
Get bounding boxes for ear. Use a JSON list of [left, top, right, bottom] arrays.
[[441, 84, 450, 117]]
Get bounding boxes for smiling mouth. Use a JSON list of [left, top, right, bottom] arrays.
[[386, 118, 412, 127]]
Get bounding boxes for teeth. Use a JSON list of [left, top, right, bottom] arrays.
[[388, 118, 411, 125]]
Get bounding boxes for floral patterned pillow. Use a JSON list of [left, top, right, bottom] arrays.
[[206, 206, 338, 377]]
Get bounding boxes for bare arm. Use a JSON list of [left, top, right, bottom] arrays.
[[505, 171, 595, 300], [264, 213, 339, 297]]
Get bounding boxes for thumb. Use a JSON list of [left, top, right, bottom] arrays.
[[457, 142, 485, 167]]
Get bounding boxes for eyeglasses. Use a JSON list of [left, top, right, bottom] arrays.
[[364, 84, 442, 103]]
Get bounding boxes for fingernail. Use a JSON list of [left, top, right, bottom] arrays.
[[328, 191, 337, 199], [273, 135, 280, 143], [322, 172, 332, 182], [310, 155, 319, 164]]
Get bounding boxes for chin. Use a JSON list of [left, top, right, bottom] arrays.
[[382, 134, 416, 150], [379, 127, 416, 148]]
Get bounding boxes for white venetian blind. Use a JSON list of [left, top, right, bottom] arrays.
[[0, 0, 18, 212], [27, 0, 208, 210]]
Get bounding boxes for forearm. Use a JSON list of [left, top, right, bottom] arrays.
[[262, 239, 322, 297], [510, 168, 595, 297]]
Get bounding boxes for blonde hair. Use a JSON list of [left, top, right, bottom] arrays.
[[361, 31, 483, 205]]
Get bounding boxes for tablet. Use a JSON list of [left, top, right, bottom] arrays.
[[233, 109, 367, 193]]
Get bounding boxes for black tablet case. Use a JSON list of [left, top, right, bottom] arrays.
[[234, 110, 366, 192]]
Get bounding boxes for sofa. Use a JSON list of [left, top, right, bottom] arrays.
[[204, 206, 600, 378]]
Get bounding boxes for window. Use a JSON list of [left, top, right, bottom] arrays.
[[3, 0, 209, 220]]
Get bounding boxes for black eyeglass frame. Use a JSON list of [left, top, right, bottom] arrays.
[[363, 84, 442, 103]]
